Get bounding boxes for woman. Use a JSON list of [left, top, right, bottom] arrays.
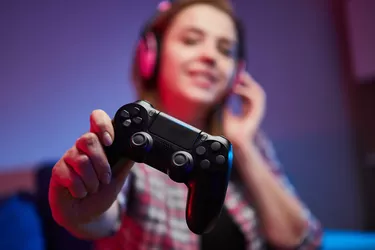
[[48, 0, 322, 249]]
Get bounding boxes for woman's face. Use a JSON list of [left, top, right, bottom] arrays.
[[158, 3, 238, 107]]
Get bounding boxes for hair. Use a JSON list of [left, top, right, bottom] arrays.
[[131, 0, 240, 136]]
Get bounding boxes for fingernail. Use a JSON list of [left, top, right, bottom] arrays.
[[102, 172, 111, 184], [79, 191, 88, 199], [103, 132, 112, 146]]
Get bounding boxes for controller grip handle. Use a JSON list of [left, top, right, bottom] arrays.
[[185, 175, 227, 234]]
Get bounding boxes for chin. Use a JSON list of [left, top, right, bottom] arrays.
[[182, 89, 217, 105]]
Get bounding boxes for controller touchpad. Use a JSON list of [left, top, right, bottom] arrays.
[[149, 112, 200, 149]]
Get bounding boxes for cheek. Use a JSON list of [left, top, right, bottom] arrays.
[[158, 47, 182, 90], [222, 61, 237, 87]]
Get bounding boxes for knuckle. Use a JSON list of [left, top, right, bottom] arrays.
[[65, 147, 76, 159], [76, 154, 89, 166], [51, 163, 61, 179], [68, 175, 81, 189], [82, 132, 98, 148]]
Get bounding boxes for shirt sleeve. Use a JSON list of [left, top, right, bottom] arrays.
[[253, 131, 323, 249]]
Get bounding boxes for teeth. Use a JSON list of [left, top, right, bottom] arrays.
[[196, 72, 212, 81], [195, 74, 211, 82]]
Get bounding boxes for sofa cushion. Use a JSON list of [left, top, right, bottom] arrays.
[[0, 193, 44, 250]]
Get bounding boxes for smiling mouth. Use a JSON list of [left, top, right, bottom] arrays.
[[189, 70, 217, 88]]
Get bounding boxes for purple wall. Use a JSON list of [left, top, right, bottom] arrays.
[[346, 0, 375, 79], [0, 0, 364, 230]]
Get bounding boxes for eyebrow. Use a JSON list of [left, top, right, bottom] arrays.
[[179, 26, 236, 45]]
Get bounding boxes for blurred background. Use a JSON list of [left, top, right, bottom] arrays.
[[0, 0, 375, 249]]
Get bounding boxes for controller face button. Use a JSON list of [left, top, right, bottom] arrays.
[[132, 116, 143, 125], [216, 155, 226, 165], [196, 146, 206, 155], [130, 107, 140, 116], [200, 159, 210, 169], [173, 153, 188, 167], [122, 119, 131, 127], [131, 133, 146, 147], [211, 142, 221, 151], [120, 110, 130, 119]]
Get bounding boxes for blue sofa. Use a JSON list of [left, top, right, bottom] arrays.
[[0, 162, 93, 250]]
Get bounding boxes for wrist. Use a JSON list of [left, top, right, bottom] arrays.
[[231, 135, 258, 155]]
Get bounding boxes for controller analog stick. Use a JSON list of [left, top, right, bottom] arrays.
[[131, 132, 153, 149], [173, 153, 187, 166], [170, 151, 193, 182]]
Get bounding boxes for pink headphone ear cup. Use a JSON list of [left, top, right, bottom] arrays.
[[138, 33, 157, 80]]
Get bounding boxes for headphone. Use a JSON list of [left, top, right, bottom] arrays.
[[135, 0, 247, 90]]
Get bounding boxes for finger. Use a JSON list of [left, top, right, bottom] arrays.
[[233, 74, 264, 102], [64, 147, 100, 194], [236, 70, 258, 88], [76, 132, 112, 185], [233, 83, 251, 100], [90, 109, 114, 147], [232, 85, 254, 115], [51, 160, 87, 199]]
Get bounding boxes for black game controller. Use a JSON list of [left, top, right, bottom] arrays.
[[104, 100, 233, 235]]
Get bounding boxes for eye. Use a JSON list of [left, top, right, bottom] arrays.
[[182, 35, 200, 45], [220, 47, 233, 57], [219, 45, 236, 58]]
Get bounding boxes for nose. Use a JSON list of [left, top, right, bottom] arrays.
[[199, 41, 218, 67]]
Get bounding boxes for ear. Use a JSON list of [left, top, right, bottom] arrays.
[[138, 33, 158, 80]]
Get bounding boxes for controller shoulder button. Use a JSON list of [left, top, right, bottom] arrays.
[[200, 133, 208, 141]]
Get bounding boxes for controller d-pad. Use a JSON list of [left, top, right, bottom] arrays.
[[122, 119, 131, 127], [200, 159, 210, 169], [196, 146, 206, 155], [211, 142, 221, 151], [216, 155, 226, 165], [120, 110, 130, 119], [130, 107, 140, 116], [132, 116, 142, 125]]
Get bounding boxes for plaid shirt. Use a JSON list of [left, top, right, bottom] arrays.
[[94, 132, 322, 250]]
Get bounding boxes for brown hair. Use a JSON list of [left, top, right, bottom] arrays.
[[131, 0, 238, 136]]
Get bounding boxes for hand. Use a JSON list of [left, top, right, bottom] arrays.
[[49, 110, 134, 228], [223, 71, 266, 148]]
